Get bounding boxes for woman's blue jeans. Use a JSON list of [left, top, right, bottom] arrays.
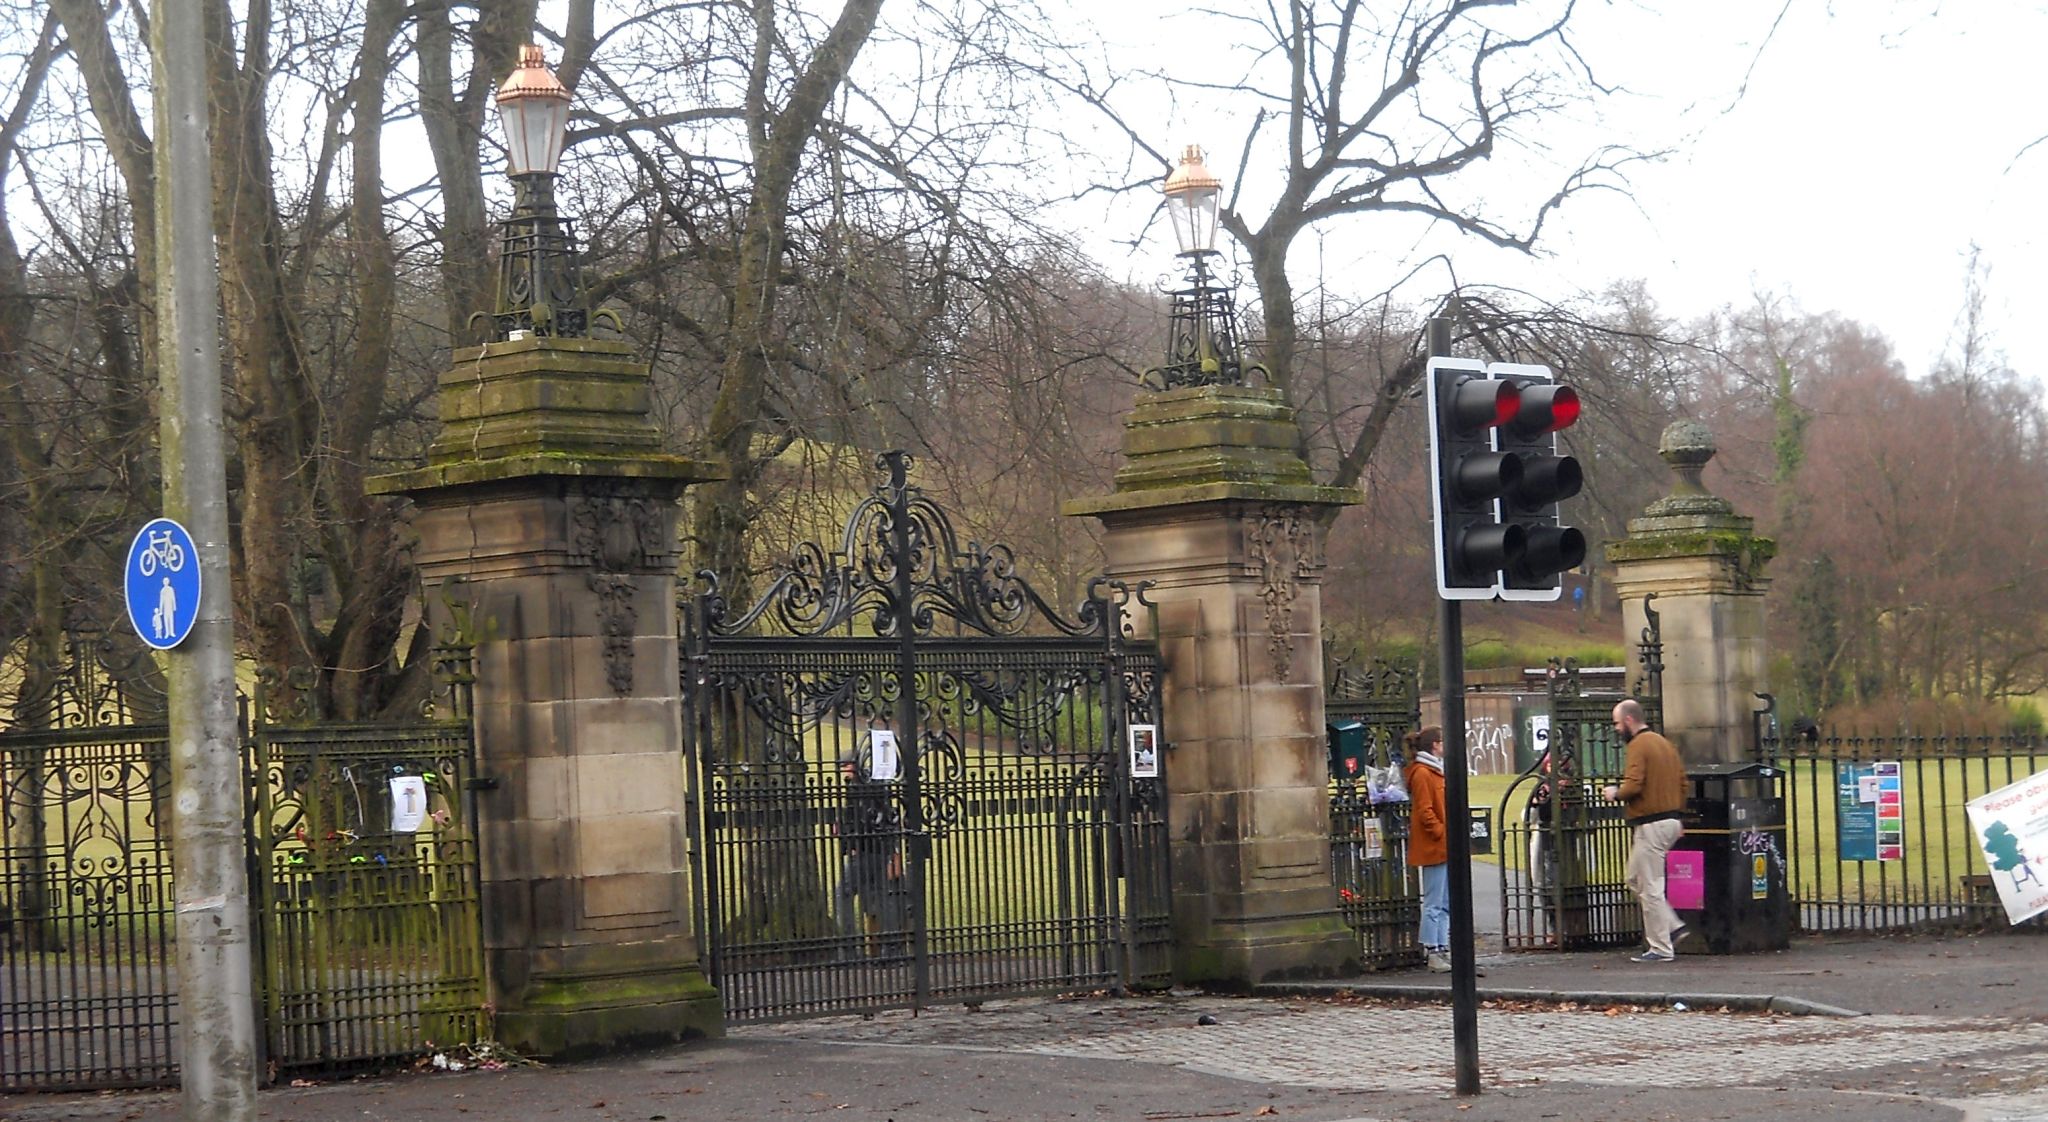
[[1419, 862, 1449, 950]]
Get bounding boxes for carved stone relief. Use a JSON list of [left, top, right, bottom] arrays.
[[567, 482, 670, 573], [566, 482, 672, 696], [1247, 505, 1318, 681]]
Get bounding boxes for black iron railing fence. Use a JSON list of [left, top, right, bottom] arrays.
[[1760, 718, 2048, 933], [2, 634, 484, 1092]]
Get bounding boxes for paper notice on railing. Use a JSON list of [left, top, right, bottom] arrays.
[[390, 775, 428, 833]]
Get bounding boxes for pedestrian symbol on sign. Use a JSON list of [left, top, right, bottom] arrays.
[[125, 518, 202, 651]]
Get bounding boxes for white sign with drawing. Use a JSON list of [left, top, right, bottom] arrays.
[[870, 730, 900, 782], [1965, 771, 2048, 926], [389, 776, 428, 833]]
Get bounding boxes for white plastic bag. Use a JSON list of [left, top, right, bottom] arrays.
[[1366, 762, 1409, 805]]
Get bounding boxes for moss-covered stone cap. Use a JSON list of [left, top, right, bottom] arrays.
[[1126, 383, 1297, 423], [1065, 480, 1360, 518], [368, 452, 723, 498], [1606, 529, 1777, 566], [451, 335, 639, 364]]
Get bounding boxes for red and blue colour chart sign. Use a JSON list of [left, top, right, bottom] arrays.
[[1837, 760, 1904, 862]]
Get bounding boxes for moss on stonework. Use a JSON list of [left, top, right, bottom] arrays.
[[1605, 530, 1778, 565], [516, 967, 720, 1010], [1172, 916, 1360, 988], [1115, 448, 1317, 489], [495, 995, 725, 1061], [493, 967, 726, 1060], [368, 451, 721, 496], [1063, 479, 1359, 517]]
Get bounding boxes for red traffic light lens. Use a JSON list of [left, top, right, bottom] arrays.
[[1492, 382, 1522, 429], [1511, 384, 1580, 435], [1547, 387, 1580, 432], [1450, 376, 1521, 433]]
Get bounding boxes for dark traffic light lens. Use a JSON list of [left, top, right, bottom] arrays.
[[1452, 451, 1522, 503], [1512, 455, 1582, 508], [1514, 526, 1586, 578], [1459, 522, 1527, 572]]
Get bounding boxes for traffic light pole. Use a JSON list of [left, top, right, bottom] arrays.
[[1430, 316, 1482, 1097]]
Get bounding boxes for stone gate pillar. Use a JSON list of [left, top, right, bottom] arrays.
[[370, 335, 723, 1056], [1066, 385, 1360, 985], [1605, 421, 1775, 764]]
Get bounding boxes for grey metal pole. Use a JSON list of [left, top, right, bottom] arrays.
[[1430, 315, 1482, 1096], [152, 1, 260, 1117]]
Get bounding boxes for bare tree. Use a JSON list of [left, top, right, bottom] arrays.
[[1046, 0, 1653, 493]]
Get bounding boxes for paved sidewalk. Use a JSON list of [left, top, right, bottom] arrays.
[[7, 931, 2044, 1122], [1285, 929, 2048, 1020]]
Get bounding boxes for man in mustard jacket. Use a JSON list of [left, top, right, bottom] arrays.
[[1602, 699, 1688, 961]]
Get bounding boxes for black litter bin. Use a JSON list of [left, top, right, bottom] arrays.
[[1669, 761, 1791, 954], [1467, 807, 1493, 855]]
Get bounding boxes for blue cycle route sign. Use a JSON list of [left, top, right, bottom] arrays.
[[125, 518, 201, 651]]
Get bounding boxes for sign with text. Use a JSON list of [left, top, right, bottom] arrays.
[[1666, 849, 1705, 911], [1965, 772, 2048, 926], [1837, 761, 1903, 862]]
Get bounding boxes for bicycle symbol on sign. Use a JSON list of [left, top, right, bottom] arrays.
[[136, 529, 187, 576]]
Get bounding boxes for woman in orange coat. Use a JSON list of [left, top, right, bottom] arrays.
[[1403, 726, 1450, 973]]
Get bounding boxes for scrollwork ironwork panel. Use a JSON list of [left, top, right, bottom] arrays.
[[2, 635, 484, 1091], [680, 452, 1169, 1021]]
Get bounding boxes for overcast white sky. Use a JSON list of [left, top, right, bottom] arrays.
[[1065, 2, 2048, 382]]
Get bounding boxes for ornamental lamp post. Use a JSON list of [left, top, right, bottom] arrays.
[[497, 43, 571, 180], [1153, 144, 1253, 389], [487, 44, 601, 341], [1162, 144, 1222, 257]]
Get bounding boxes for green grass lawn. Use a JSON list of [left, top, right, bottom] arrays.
[[1777, 755, 2048, 904], [1463, 772, 1535, 866], [1457, 754, 2048, 904]]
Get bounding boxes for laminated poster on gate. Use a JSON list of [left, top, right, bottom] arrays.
[[1128, 723, 1160, 779], [1964, 771, 2048, 926], [389, 775, 428, 833], [870, 729, 900, 782]]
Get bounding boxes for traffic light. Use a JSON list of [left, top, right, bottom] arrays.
[[1493, 364, 1585, 601], [1427, 357, 1525, 599]]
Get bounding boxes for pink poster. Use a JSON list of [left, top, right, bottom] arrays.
[[1666, 850, 1705, 911]]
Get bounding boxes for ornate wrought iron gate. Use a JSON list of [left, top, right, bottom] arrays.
[[1325, 658, 1424, 969], [245, 644, 487, 1077], [2, 632, 486, 1091], [1498, 600, 1664, 950], [1, 636, 174, 1090], [681, 453, 1171, 1022]]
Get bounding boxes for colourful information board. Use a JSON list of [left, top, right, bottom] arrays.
[[1837, 761, 1902, 862]]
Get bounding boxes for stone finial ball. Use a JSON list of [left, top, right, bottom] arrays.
[[1658, 420, 1716, 467]]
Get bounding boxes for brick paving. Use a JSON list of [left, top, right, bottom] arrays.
[[739, 991, 2048, 1103], [11, 932, 2048, 1121]]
